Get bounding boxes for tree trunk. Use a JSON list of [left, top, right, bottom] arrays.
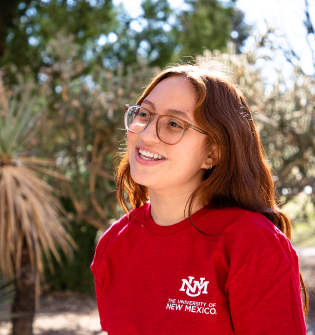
[[11, 241, 36, 335]]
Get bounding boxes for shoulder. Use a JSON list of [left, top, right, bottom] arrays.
[[98, 204, 147, 249], [222, 208, 292, 251], [91, 204, 148, 271], [202, 206, 286, 241], [200, 207, 297, 270]]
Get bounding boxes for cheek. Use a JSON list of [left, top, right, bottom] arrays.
[[126, 132, 138, 152], [180, 141, 208, 170]]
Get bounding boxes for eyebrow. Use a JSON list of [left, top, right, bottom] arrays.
[[142, 99, 190, 120]]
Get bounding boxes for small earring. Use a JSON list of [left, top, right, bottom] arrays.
[[207, 163, 213, 170]]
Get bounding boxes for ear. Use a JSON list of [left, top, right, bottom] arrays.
[[201, 144, 220, 170]]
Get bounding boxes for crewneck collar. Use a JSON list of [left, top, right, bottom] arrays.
[[142, 202, 210, 237]]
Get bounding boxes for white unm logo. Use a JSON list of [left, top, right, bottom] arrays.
[[179, 276, 209, 297]]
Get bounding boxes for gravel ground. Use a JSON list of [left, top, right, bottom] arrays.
[[0, 292, 104, 335], [0, 250, 314, 335]]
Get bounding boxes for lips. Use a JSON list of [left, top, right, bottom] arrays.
[[138, 148, 165, 161]]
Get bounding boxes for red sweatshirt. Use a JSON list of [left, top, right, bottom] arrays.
[[91, 203, 306, 335]]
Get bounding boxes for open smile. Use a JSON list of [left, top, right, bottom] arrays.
[[138, 148, 166, 161]]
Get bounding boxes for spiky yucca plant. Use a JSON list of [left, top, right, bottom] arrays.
[[0, 275, 15, 322], [0, 74, 76, 335]]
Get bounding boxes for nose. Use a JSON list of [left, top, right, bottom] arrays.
[[139, 116, 161, 143]]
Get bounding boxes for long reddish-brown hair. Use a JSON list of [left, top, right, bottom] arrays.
[[116, 64, 308, 314]]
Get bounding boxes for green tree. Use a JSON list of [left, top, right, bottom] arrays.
[[113, 0, 251, 67], [0, 0, 118, 74], [0, 0, 32, 57], [0, 0, 251, 73], [177, 0, 236, 57], [112, 0, 178, 68]]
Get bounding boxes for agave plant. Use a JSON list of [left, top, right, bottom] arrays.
[[0, 274, 15, 322], [0, 74, 76, 335]]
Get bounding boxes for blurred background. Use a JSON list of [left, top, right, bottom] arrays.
[[0, 0, 314, 334]]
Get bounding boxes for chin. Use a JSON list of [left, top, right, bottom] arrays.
[[130, 169, 148, 187]]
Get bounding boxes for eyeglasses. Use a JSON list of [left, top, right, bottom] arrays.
[[124, 104, 207, 145]]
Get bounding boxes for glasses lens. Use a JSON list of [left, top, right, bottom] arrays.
[[158, 116, 185, 144], [125, 106, 150, 133]]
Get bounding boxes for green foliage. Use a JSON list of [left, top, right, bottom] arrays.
[[114, 0, 178, 68], [111, 0, 251, 68], [44, 199, 98, 293], [177, 0, 235, 57], [0, 275, 15, 321], [0, 76, 44, 157], [0, 0, 251, 73], [0, 0, 118, 73]]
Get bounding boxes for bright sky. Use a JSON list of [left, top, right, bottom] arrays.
[[112, 0, 315, 76], [237, 0, 315, 75]]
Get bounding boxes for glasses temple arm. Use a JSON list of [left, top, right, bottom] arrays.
[[189, 124, 207, 135]]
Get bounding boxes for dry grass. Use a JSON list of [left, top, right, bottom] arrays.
[[0, 74, 76, 283], [0, 162, 76, 279]]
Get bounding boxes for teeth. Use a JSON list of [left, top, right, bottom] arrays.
[[139, 149, 164, 160], [142, 155, 152, 161]]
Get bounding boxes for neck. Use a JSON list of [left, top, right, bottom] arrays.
[[148, 189, 203, 226]]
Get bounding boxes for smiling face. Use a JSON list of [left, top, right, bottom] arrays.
[[127, 76, 213, 196]]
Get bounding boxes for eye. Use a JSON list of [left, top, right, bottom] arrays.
[[163, 118, 185, 134], [168, 120, 184, 129], [138, 111, 149, 118], [131, 107, 149, 119]]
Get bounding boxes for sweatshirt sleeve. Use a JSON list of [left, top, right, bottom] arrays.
[[225, 235, 306, 335], [91, 218, 126, 332], [92, 266, 107, 331], [91, 230, 111, 332]]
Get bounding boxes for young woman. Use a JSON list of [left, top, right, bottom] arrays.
[[91, 64, 308, 334]]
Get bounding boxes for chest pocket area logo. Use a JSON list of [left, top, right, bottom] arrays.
[[179, 276, 209, 297]]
